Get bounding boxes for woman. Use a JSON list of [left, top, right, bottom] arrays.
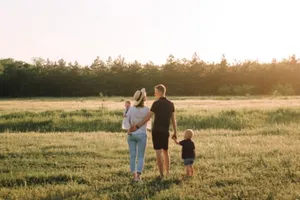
[[125, 88, 151, 182]]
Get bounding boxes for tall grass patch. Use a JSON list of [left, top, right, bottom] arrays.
[[2, 108, 300, 132]]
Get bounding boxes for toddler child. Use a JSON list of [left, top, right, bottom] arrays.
[[173, 129, 196, 177]]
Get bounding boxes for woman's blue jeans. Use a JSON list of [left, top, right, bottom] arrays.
[[127, 132, 147, 174]]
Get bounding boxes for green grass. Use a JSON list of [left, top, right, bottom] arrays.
[[1, 108, 300, 133], [1, 129, 300, 200], [0, 109, 121, 132]]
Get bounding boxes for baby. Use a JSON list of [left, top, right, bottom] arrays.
[[123, 100, 131, 117], [173, 129, 196, 177], [122, 100, 131, 130]]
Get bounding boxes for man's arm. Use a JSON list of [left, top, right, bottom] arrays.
[[137, 111, 153, 128], [129, 111, 153, 132], [171, 112, 177, 139]]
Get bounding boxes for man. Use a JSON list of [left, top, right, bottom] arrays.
[[129, 84, 177, 178]]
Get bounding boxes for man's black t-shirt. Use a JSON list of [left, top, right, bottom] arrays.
[[179, 139, 195, 159], [150, 97, 175, 134]]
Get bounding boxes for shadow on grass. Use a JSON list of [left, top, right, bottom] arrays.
[[40, 190, 86, 200], [99, 176, 182, 200], [210, 178, 244, 188], [0, 150, 102, 160], [0, 174, 89, 188], [41, 145, 78, 150]]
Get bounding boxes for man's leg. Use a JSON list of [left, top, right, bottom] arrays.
[[155, 149, 164, 177], [162, 149, 170, 176]]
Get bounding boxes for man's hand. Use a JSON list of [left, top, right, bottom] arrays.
[[172, 136, 180, 145], [171, 133, 177, 140]]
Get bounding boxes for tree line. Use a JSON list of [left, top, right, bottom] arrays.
[[0, 54, 299, 97]]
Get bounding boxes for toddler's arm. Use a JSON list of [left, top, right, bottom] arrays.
[[173, 138, 180, 145]]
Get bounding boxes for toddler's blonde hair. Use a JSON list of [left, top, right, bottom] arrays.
[[184, 129, 194, 139]]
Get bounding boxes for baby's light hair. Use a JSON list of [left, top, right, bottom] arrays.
[[125, 100, 131, 104], [184, 129, 194, 139]]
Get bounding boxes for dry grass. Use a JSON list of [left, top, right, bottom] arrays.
[[1, 96, 300, 113]]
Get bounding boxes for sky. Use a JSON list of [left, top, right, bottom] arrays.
[[0, 0, 299, 65]]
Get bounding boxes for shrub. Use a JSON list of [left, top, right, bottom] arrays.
[[217, 85, 233, 95], [218, 85, 255, 96], [271, 83, 294, 96], [233, 85, 255, 95]]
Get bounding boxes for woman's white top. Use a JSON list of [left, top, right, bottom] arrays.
[[124, 106, 151, 134]]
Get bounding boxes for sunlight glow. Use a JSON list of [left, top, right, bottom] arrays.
[[0, 0, 299, 64]]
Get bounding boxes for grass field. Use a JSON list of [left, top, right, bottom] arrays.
[[1, 97, 300, 199]]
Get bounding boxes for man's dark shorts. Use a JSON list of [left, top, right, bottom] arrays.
[[152, 132, 169, 150]]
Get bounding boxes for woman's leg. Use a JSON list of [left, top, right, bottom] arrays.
[[136, 134, 147, 176], [128, 136, 137, 177]]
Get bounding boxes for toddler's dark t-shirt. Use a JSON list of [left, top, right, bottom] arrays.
[[179, 139, 195, 159]]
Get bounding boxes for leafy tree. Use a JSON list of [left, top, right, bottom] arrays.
[[1, 54, 300, 97]]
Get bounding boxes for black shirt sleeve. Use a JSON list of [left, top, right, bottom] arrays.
[[150, 101, 157, 113], [179, 140, 184, 146], [171, 102, 175, 112]]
